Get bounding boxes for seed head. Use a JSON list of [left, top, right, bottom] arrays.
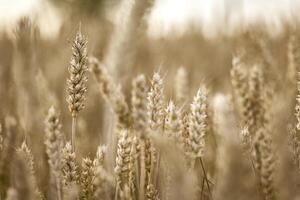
[[67, 28, 88, 117]]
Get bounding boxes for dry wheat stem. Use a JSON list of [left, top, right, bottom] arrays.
[[139, 139, 146, 200], [72, 117, 77, 151], [199, 158, 212, 199]]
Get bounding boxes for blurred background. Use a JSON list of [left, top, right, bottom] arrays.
[[0, 0, 298, 194]]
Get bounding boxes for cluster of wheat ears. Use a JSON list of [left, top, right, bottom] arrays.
[[3, 16, 300, 200]]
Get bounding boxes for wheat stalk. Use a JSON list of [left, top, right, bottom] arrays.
[[0, 123, 3, 152]]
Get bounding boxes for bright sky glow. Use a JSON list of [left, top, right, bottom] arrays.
[[0, 0, 61, 39], [1, 0, 300, 39], [148, 0, 300, 39]]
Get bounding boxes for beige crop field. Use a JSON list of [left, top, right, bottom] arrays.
[[0, 0, 299, 200]]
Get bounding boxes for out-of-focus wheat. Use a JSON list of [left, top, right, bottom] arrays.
[[90, 57, 131, 129], [16, 141, 43, 199], [252, 128, 276, 200], [80, 157, 95, 200], [5, 188, 18, 200], [148, 72, 164, 131], [174, 67, 189, 104], [164, 101, 182, 143], [12, 154, 35, 200], [187, 87, 208, 163], [115, 130, 132, 194], [0, 117, 17, 195], [132, 74, 149, 138], [44, 106, 63, 200]]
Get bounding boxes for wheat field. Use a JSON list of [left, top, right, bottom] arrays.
[[0, 0, 300, 200]]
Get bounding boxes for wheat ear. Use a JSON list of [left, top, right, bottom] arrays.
[[164, 100, 182, 142], [187, 87, 208, 162], [66, 27, 88, 151], [16, 141, 44, 199], [132, 74, 149, 138], [148, 72, 164, 131], [5, 188, 18, 200], [93, 145, 107, 168], [115, 130, 132, 199], [90, 56, 131, 129], [44, 106, 63, 200], [12, 154, 36, 200], [80, 157, 95, 200], [61, 142, 80, 186], [252, 128, 275, 200]]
